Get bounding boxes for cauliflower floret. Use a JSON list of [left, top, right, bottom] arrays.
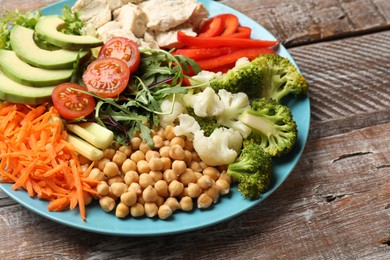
[[159, 97, 187, 128], [183, 87, 224, 117], [189, 70, 223, 87], [216, 89, 252, 138], [193, 127, 243, 166], [234, 57, 250, 68], [173, 114, 200, 140]]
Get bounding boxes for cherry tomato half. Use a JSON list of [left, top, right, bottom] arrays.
[[82, 57, 130, 98], [52, 83, 96, 120], [98, 37, 141, 73]]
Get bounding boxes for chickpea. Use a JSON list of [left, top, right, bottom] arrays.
[[160, 157, 172, 171], [118, 145, 132, 157], [170, 136, 185, 148], [103, 148, 116, 159], [172, 160, 186, 175], [197, 193, 213, 209], [120, 191, 137, 207], [99, 196, 116, 212], [203, 167, 220, 181], [130, 203, 145, 217], [154, 180, 169, 197], [168, 180, 184, 197], [205, 186, 220, 203], [144, 202, 158, 218], [110, 182, 128, 198], [179, 187, 189, 198], [190, 161, 202, 173], [158, 204, 173, 220], [197, 175, 213, 190], [145, 150, 160, 162], [180, 196, 193, 211], [130, 150, 145, 163], [112, 151, 127, 167], [142, 185, 158, 202], [103, 161, 119, 178], [179, 168, 197, 186], [121, 159, 137, 173], [83, 192, 93, 206], [137, 159, 151, 174], [97, 158, 110, 171], [124, 170, 139, 185], [148, 157, 163, 171], [184, 150, 192, 166], [156, 127, 165, 139], [97, 181, 110, 196], [187, 183, 202, 198], [165, 197, 180, 212], [218, 172, 232, 184], [194, 171, 203, 180], [164, 125, 176, 140], [159, 146, 171, 158], [155, 195, 165, 207], [152, 135, 164, 149], [139, 173, 155, 188], [149, 170, 163, 182], [137, 196, 146, 205], [184, 140, 194, 151], [139, 141, 152, 154], [128, 182, 142, 195], [216, 179, 230, 195], [169, 144, 185, 160], [88, 168, 105, 182], [130, 136, 142, 150], [107, 175, 124, 186], [199, 161, 208, 170], [115, 202, 130, 218], [191, 152, 201, 162], [163, 169, 177, 184]]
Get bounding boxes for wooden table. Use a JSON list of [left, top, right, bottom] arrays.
[[1, 0, 389, 259]]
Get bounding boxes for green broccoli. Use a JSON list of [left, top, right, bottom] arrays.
[[208, 54, 308, 103], [227, 143, 272, 199], [187, 108, 220, 137], [252, 54, 309, 103], [209, 61, 261, 98], [239, 98, 297, 157]]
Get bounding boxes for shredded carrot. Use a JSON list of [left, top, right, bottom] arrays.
[[0, 102, 97, 220]]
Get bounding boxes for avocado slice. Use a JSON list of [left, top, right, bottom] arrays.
[[0, 50, 73, 87], [35, 15, 103, 50], [0, 70, 55, 105], [10, 25, 91, 69]]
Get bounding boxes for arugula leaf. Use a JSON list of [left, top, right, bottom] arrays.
[[60, 5, 84, 35]]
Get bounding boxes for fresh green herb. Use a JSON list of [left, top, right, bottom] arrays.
[[60, 5, 84, 35], [0, 9, 42, 49]]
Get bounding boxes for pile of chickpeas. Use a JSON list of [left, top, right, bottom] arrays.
[[87, 125, 232, 220]]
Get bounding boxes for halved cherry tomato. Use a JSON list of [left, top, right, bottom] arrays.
[[198, 17, 224, 37], [52, 83, 96, 120], [82, 57, 130, 98], [98, 37, 140, 73]]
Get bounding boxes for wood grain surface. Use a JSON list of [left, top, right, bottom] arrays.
[[0, 0, 389, 259]]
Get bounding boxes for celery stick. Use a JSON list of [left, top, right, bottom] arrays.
[[66, 134, 104, 161], [67, 123, 114, 149]]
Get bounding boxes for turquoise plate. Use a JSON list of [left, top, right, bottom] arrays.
[[0, 0, 310, 236]]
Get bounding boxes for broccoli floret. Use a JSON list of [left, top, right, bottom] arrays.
[[208, 54, 308, 103], [227, 143, 272, 199], [252, 54, 309, 103], [239, 98, 297, 157], [209, 62, 261, 98], [187, 108, 220, 137]]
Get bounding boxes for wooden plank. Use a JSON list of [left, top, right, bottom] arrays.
[[220, 0, 390, 46], [2, 0, 56, 12], [0, 122, 389, 259], [289, 30, 390, 139]]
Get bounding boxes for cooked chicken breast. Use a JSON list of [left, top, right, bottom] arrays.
[[154, 24, 196, 49], [71, 0, 112, 29], [113, 4, 147, 38], [139, 0, 199, 32]]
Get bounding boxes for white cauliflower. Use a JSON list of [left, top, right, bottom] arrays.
[[189, 70, 222, 87], [174, 114, 200, 141], [182, 87, 224, 117], [159, 96, 187, 127], [216, 89, 252, 138], [193, 127, 243, 166]]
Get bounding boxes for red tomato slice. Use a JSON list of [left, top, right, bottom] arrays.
[[52, 83, 96, 120], [82, 57, 130, 98], [98, 37, 140, 73]]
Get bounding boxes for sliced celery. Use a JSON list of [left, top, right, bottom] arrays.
[[66, 134, 104, 161], [67, 123, 114, 149]]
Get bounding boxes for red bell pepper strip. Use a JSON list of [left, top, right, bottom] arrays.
[[221, 26, 252, 39], [215, 14, 239, 36], [177, 31, 278, 48], [198, 17, 224, 37], [173, 47, 238, 60], [195, 47, 276, 71]]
